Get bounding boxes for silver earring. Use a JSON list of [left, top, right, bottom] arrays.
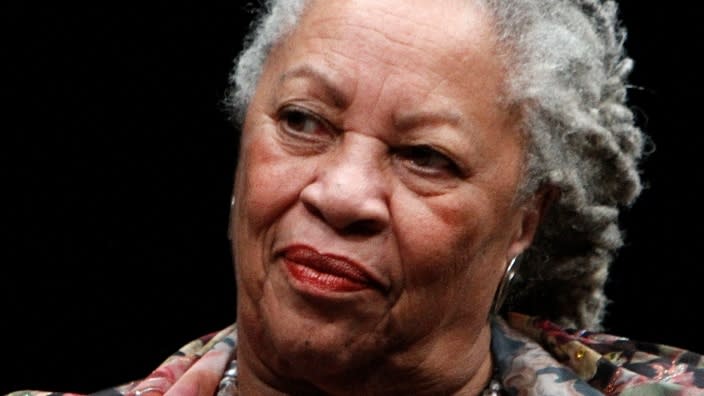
[[492, 256, 520, 316], [227, 195, 236, 240]]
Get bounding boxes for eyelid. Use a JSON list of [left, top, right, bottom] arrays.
[[278, 104, 339, 136], [395, 144, 466, 177]]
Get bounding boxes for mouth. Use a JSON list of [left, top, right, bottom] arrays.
[[281, 245, 386, 293]]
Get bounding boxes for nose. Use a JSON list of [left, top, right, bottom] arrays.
[[300, 133, 390, 235]]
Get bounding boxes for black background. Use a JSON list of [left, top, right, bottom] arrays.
[[2, 2, 702, 394]]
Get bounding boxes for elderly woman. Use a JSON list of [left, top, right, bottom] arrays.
[[10, 0, 704, 395]]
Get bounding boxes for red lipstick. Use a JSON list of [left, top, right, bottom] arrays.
[[282, 245, 381, 293]]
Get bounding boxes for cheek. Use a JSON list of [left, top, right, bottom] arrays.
[[234, 126, 313, 302], [394, 192, 484, 275], [392, 191, 506, 305], [236, 128, 310, 234]]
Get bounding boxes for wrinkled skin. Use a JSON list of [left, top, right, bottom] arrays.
[[231, 0, 547, 394]]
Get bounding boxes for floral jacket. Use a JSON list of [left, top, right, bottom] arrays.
[[8, 313, 704, 396]]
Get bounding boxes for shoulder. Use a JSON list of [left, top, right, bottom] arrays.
[[6, 324, 238, 396], [493, 313, 704, 395]]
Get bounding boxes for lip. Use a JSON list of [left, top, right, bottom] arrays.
[[280, 244, 387, 293]]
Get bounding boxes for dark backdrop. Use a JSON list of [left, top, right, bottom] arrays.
[[2, 2, 702, 394]]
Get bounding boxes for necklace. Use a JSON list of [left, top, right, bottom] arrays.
[[216, 360, 504, 396], [482, 378, 504, 395]]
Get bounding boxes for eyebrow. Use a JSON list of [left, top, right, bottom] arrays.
[[278, 64, 464, 131], [278, 65, 350, 109], [393, 109, 463, 132]]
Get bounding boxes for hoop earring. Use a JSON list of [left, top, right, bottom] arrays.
[[492, 256, 520, 316]]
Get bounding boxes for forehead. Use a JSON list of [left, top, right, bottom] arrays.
[[292, 0, 499, 65], [299, 0, 491, 35], [263, 0, 509, 124]]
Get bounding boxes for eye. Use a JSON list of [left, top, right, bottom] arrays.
[[395, 145, 461, 177], [279, 107, 329, 137]]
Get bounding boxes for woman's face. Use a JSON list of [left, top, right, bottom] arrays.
[[232, 0, 543, 386]]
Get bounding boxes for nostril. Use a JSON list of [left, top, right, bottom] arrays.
[[304, 199, 383, 236], [302, 195, 387, 236], [341, 219, 385, 236], [303, 200, 324, 221]]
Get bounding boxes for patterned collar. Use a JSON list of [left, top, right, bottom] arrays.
[[8, 313, 704, 395]]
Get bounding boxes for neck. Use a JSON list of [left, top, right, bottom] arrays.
[[237, 323, 495, 396]]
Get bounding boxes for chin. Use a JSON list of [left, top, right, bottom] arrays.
[[241, 281, 391, 381]]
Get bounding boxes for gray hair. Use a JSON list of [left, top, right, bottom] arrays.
[[227, 0, 645, 330]]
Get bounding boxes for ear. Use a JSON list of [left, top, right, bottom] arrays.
[[506, 184, 559, 260]]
